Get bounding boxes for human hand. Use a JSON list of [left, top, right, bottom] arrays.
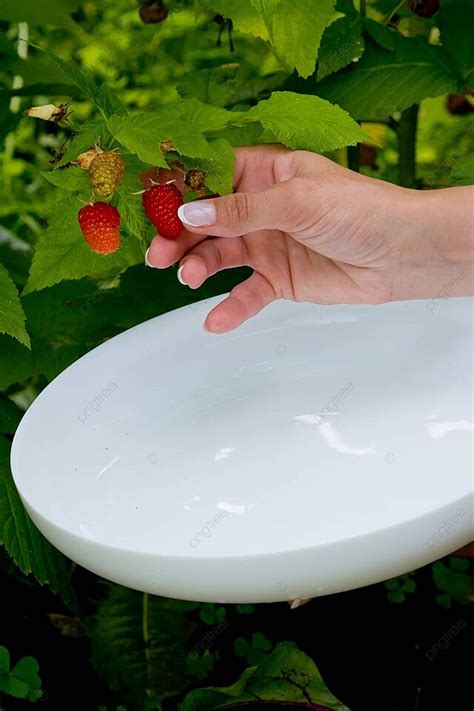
[[145, 146, 474, 333]]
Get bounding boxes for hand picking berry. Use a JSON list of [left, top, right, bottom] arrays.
[[89, 151, 125, 198], [142, 183, 183, 239], [78, 202, 121, 255]]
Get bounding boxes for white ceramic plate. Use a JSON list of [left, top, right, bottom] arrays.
[[11, 296, 474, 603]]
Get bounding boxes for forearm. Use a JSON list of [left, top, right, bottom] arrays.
[[392, 186, 474, 301]]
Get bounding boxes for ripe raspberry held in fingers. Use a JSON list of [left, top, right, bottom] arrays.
[[78, 202, 121, 255], [142, 183, 184, 240]]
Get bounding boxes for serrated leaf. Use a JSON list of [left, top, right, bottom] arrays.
[[246, 91, 368, 151], [42, 48, 126, 118], [317, 15, 365, 81], [208, 121, 267, 147], [0, 263, 30, 348], [161, 98, 239, 133], [316, 34, 458, 120], [437, 0, 474, 89], [0, 437, 78, 610], [41, 166, 90, 193], [181, 641, 349, 710], [115, 155, 150, 243], [363, 18, 395, 52], [251, 0, 336, 78], [55, 119, 109, 168], [108, 100, 240, 165], [23, 194, 142, 295], [200, 138, 235, 195], [87, 585, 197, 707]]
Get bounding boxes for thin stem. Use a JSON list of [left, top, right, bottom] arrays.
[[359, 0, 367, 17], [398, 104, 419, 188], [384, 0, 405, 25], [414, 687, 422, 711], [142, 592, 150, 663]]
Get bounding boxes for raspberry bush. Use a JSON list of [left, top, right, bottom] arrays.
[[0, 1, 473, 709]]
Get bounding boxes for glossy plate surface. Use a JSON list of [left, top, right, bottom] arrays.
[[11, 296, 474, 602]]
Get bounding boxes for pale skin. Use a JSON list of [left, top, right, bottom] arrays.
[[145, 145, 474, 334]]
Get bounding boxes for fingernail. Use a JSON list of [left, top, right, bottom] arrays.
[[178, 202, 216, 227], [145, 247, 157, 268], [177, 264, 187, 285]]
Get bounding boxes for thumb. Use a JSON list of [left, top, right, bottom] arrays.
[[177, 178, 309, 237]]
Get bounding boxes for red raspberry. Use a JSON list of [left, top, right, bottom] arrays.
[[142, 183, 183, 240], [78, 202, 121, 255]]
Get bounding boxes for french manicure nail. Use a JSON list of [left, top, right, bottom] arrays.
[[178, 202, 216, 227], [145, 247, 156, 268], [177, 264, 187, 285]]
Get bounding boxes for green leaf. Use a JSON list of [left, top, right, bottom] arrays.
[[234, 633, 272, 665], [316, 34, 459, 120], [251, 0, 336, 78], [11, 656, 42, 694], [108, 100, 239, 165], [181, 641, 349, 710], [387, 590, 405, 604], [363, 18, 395, 52], [23, 194, 142, 295], [115, 155, 150, 244], [0, 397, 23, 435], [0, 263, 30, 348], [55, 120, 109, 168], [235, 603, 254, 614], [449, 556, 470, 571], [200, 138, 235, 195], [41, 166, 90, 193], [0, 337, 34, 391], [246, 91, 368, 151], [0, 0, 81, 24], [437, 0, 474, 90], [201, 0, 269, 40], [177, 65, 240, 106], [0, 437, 78, 610], [42, 48, 127, 118], [88, 586, 197, 707], [187, 650, 217, 682], [0, 646, 10, 675], [209, 121, 267, 147], [317, 15, 365, 81], [5, 676, 29, 699], [401, 577, 416, 593]]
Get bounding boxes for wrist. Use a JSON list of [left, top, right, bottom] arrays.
[[391, 187, 474, 302]]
